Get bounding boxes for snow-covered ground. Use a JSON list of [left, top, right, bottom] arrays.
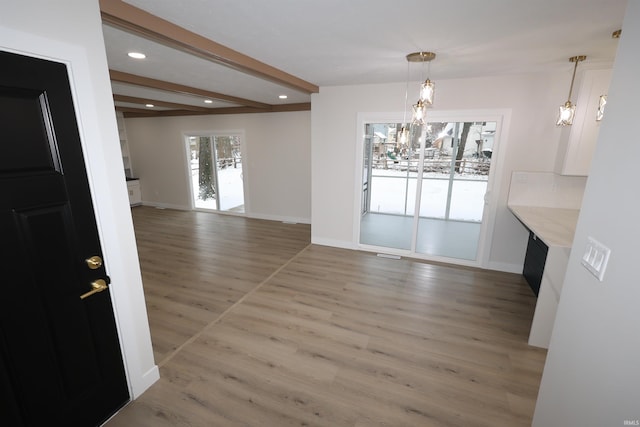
[[367, 168, 488, 222], [189, 161, 488, 223], [190, 161, 244, 211]]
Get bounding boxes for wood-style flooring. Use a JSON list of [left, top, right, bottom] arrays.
[[106, 206, 546, 427]]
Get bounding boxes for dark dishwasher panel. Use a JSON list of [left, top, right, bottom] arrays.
[[523, 232, 548, 296]]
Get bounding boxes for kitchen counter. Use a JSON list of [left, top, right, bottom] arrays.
[[509, 204, 580, 349], [506, 172, 585, 348], [508, 205, 580, 248]]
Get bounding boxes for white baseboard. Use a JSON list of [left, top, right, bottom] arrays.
[[141, 201, 190, 211], [247, 212, 311, 224], [130, 365, 159, 399], [139, 203, 311, 226], [311, 236, 357, 250], [312, 238, 524, 275]]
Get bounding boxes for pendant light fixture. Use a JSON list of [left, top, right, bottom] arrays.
[[556, 55, 586, 126], [596, 95, 607, 122], [407, 51, 436, 125], [595, 30, 620, 122]]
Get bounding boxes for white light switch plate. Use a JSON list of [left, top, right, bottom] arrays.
[[581, 236, 611, 281]]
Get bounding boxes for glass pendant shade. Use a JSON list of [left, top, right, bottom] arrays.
[[596, 95, 607, 121], [404, 52, 437, 128], [412, 100, 427, 125], [556, 55, 586, 127], [398, 126, 409, 144], [420, 79, 435, 105], [557, 101, 576, 126]]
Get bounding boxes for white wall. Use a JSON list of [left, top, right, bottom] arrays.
[[125, 111, 311, 223], [311, 71, 572, 271], [533, 2, 640, 425], [0, 0, 157, 398]]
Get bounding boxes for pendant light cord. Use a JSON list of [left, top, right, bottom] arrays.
[[567, 58, 579, 102], [403, 60, 410, 126]]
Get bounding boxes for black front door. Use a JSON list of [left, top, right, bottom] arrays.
[[0, 51, 129, 425]]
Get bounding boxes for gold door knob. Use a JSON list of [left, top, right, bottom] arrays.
[[80, 279, 108, 300], [85, 256, 103, 270]]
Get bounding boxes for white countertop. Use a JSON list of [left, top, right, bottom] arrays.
[[508, 205, 580, 248]]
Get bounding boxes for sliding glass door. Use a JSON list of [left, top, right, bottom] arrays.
[[359, 120, 496, 261], [187, 133, 245, 213], [360, 123, 419, 250]]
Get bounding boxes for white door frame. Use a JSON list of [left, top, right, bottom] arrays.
[[183, 130, 248, 215], [353, 109, 511, 269], [0, 26, 159, 398]]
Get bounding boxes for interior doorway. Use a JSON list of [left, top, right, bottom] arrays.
[[186, 133, 245, 213], [359, 118, 498, 262], [0, 49, 129, 426]]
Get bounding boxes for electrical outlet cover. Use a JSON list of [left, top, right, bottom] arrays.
[[581, 236, 611, 281]]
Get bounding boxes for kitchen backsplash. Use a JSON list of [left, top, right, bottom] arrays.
[[508, 171, 587, 209]]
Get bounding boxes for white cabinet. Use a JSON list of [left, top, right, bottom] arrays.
[[127, 179, 142, 206], [555, 68, 612, 176]]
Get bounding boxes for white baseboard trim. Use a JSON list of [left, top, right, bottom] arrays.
[[312, 239, 524, 275], [130, 365, 159, 399], [139, 203, 311, 226], [141, 201, 190, 211], [311, 237, 357, 250], [247, 212, 311, 225]]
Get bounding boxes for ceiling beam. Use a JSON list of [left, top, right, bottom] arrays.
[[269, 103, 313, 113], [100, 0, 319, 94], [109, 70, 270, 109], [113, 94, 212, 111], [122, 103, 311, 118], [115, 106, 157, 115]]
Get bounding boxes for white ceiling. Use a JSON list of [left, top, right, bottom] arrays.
[[103, 0, 628, 114]]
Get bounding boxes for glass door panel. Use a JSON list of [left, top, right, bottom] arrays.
[[359, 119, 496, 262], [416, 121, 494, 260], [369, 174, 410, 215], [418, 178, 448, 219], [189, 136, 218, 210], [187, 134, 245, 213], [213, 135, 244, 212], [359, 123, 419, 250], [448, 180, 487, 222]]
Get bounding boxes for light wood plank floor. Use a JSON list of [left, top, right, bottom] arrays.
[[129, 207, 312, 364], [107, 206, 546, 427]]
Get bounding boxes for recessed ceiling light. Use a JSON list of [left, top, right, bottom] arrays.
[[145, 104, 154, 108], [204, 99, 213, 104], [128, 52, 146, 59], [278, 95, 288, 99]]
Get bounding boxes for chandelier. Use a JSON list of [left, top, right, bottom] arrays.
[[398, 51, 436, 144], [408, 51, 436, 125]]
